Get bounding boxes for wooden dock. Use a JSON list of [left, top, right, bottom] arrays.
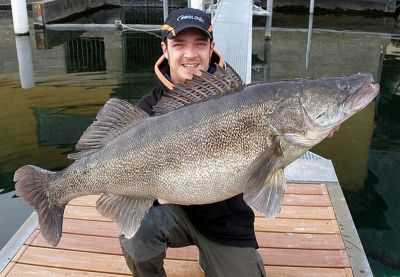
[[0, 183, 366, 277]]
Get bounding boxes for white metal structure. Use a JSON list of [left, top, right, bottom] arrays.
[[189, 0, 205, 11], [15, 36, 35, 88], [212, 0, 253, 84], [163, 0, 169, 21], [11, 0, 29, 35]]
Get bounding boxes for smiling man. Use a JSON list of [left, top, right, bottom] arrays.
[[119, 7, 266, 277], [161, 28, 215, 84]]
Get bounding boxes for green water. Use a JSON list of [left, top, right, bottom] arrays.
[[1, 8, 400, 276]]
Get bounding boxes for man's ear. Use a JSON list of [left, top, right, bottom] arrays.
[[161, 41, 169, 60], [210, 40, 216, 57]]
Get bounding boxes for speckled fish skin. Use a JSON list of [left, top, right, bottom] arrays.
[[49, 73, 376, 204], [14, 71, 379, 246]]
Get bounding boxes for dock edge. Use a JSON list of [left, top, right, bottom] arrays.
[[327, 182, 373, 277], [0, 212, 38, 273]]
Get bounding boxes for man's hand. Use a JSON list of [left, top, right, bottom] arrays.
[[326, 125, 340, 139], [158, 199, 170, 204], [158, 199, 188, 205]]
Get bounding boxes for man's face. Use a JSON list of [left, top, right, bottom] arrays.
[[161, 28, 215, 85]]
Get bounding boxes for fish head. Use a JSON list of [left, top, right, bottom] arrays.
[[301, 72, 379, 129], [279, 73, 379, 148]]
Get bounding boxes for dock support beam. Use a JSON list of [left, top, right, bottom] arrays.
[[305, 13, 313, 70], [15, 36, 35, 89], [190, 0, 205, 11], [163, 0, 169, 21], [265, 0, 273, 39], [11, 0, 29, 35]]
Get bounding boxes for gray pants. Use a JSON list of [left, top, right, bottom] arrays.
[[119, 204, 266, 277]]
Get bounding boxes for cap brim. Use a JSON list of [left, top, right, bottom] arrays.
[[165, 24, 212, 40]]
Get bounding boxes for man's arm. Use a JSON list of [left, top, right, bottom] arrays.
[[137, 87, 164, 115]]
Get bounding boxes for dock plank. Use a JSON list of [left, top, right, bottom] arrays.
[[61, 218, 119, 237], [58, 212, 340, 236], [254, 206, 336, 219], [254, 218, 340, 234], [16, 245, 351, 273], [65, 204, 335, 222], [259, 248, 351, 267], [256, 232, 345, 249], [7, 259, 204, 277], [24, 230, 40, 245], [285, 183, 328, 195], [16, 246, 204, 276], [67, 184, 329, 208], [265, 266, 350, 277], [5, 263, 353, 277], [5, 263, 130, 277], [52, 217, 341, 238], [68, 194, 99, 207], [16, 247, 135, 275], [283, 194, 331, 207], [64, 205, 111, 222], [31, 233, 122, 255], [166, 246, 350, 267], [31, 231, 346, 254], [0, 262, 15, 277]]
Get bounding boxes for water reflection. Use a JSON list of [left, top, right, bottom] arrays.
[[354, 39, 400, 274], [15, 36, 35, 89], [35, 107, 97, 147], [306, 13, 313, 70], [1, 8, 400, 276]]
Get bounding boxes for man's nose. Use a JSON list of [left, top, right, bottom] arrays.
[[184, 46, 198, 59]]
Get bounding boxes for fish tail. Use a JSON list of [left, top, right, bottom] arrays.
[[14, 165, 64, 246]]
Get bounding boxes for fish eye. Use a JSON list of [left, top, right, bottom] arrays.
[[340, 84, 351, 92]]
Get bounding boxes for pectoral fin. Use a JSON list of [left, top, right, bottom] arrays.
[[242, 138, 286, 218], [244, 169, 286, 218], [96, 194, 153, 238]]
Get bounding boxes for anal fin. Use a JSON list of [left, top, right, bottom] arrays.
[[96, 194, 154, 238]]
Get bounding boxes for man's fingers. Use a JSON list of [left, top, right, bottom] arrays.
[[158, 199, 170, 204], [326, 125, 340, 139]]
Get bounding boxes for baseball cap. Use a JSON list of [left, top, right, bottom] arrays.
[[161, 8, 213, 41]]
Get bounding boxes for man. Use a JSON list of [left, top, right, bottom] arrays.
[[119, 7, 266, 277]]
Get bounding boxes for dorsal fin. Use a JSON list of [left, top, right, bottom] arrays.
[[153, 64, 244, 115], [68, 98, 148, 160]]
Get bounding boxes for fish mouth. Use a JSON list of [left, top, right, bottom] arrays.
[[345, 75, 380, 111]]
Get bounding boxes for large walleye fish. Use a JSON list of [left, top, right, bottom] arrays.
[[14, 66, 379, 246]]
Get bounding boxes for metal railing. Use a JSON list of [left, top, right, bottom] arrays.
[[64, 37, 106, 73]]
